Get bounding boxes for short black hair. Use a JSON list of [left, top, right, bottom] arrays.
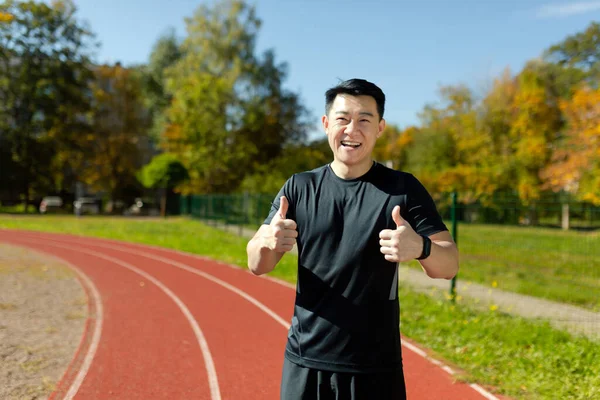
[[325, 78, 386, 120]]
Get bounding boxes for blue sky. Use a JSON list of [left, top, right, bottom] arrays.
[[71, 0, 600, 138]]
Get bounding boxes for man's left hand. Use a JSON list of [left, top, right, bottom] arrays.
[[379, 205, 423, 263]]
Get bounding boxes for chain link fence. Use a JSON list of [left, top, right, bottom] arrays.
[[179, 192, 600, 231]]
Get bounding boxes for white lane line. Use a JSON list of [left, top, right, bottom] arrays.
[[18, 238, 222, 400], [36, 236, 292, 330], [470, 384, 502, 400], [5, 244, 104, 400], [401, 332, 499, 399], [27, 233, 499, 400], [62, 261, 103, 400]]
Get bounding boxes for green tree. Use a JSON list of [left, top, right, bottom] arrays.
[[544, 21, 600, 88], [140, 29, 184, 143], [0, 0, 95, 209], [138, 153, 189, 216], [81, 63, 151, 202], [161, 0, 311, 194], [240, 139, 331, 194], [234, 49, 312, 171]]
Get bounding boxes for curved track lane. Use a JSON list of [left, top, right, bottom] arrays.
[[0, 229, 501, 400]]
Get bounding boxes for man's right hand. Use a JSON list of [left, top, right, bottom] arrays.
[[265, 196, 298, 253]]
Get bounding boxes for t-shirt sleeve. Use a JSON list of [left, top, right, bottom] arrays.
[[405, 174, 448, 237], [263, 175, 296, 225]]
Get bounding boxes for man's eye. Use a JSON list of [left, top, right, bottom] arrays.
[[337, 118, 347, 122], [360, 119, 370, 123]]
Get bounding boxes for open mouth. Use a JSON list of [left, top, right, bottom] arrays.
[[341, 141, 361, 149]]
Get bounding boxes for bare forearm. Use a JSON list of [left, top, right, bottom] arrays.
[[419, 240, 459, 280], [247, 225, 284, 275]]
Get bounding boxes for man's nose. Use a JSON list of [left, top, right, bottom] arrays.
[[344, 119, 357, 134]]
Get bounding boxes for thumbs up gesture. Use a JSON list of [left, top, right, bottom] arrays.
[[379, 206, 423, 263], [267, 196, 298, 253]]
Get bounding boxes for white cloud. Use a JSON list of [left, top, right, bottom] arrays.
[[536, 1, 600, 18]]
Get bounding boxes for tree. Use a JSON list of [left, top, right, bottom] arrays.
[[405, 84, 503, 203], [478, 67, 520, 200], [0, 0, 95, 209], [541, 85, 600, 205], [240, 139, 331, 195], [160, 0, 311, 194], [81, 63, 151, 202], [372, 124, 414, 170], [140, 29, 184, 143], [0, 135, 20, 204], [138, 153, 189, 216], [509, 66, 562, 206], [233, 49, 312, 171], [544, 21, 600, 88]]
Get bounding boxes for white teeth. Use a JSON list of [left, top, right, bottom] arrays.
[[341, 141, 361, 147]]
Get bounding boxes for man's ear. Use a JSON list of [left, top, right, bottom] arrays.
[[322, 115, 329, 132], [377, 118, 386, 138]]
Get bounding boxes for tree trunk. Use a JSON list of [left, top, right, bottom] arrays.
[[528, 205, 539, 226], [160, 188, 167, 218], [22, 179, 30, 213], [562, 203, 570, 230]]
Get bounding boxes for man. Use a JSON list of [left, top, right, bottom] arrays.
[[246, 78, 459, 399]]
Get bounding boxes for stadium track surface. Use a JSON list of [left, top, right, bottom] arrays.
[[0, 229, 505, 400]]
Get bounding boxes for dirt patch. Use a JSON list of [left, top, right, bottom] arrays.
[[0, 244, 88, 400]]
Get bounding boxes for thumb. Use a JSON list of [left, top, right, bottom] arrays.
[[278, 196, 289, 219], [392, 205, 405, 228]]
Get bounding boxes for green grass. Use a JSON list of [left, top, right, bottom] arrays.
[[1, 215, 599, 399], [401, 221, 600, 311], [0, 215, 299, 281], [400, 286, 600, 399], [0, 203, 37, 213]]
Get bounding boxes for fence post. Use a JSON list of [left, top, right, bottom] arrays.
[[240, 192, 247, 237], [450, 191, 458, 302], [256, 194, 262, 226]]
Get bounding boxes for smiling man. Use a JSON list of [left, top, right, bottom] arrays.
[[247, 78, 459, 400]]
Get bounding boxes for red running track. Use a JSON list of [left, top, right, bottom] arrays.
[[0, 230, 503, 400]]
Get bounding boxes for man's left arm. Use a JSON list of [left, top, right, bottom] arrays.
[[419, 230, 458, 280]]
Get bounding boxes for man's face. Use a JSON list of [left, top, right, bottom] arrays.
[[322, 94, 386, 168]]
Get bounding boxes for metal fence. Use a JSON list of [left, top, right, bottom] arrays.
[[433, 193, 600, 230], [180, 193, 275, 227], [179, 192, 600, 231]]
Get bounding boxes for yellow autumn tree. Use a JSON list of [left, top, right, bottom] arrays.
[[509, 66, 561, 204], [541, 85, 600, 204], [438, 85, 502, 203], [408, 85, 501, 204], [0, 11, 14, 23], [373, 124, 415, 170]]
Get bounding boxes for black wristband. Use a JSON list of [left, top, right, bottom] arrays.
[[417, 235, 431, 260]]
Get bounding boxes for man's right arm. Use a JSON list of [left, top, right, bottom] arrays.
[[247, 196, 297, 276], [246, 224, 287, 275]]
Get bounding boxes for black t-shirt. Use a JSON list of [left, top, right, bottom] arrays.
[[264, 162, 447, 373]]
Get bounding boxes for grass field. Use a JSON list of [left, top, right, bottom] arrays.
[[402, 221, 599, 311], [0, 215, 599, 399], [0, 204, 37, 213], [399, 286, 599, 399]]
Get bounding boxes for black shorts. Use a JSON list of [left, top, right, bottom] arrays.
[[280, 357, 407, 400]]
